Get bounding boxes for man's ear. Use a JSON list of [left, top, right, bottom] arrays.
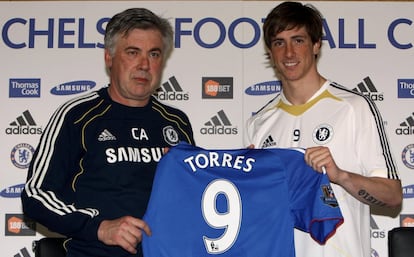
[[104, 49, 112, 70], [313, 40, 322, 57], [265, 48, 275, 68]]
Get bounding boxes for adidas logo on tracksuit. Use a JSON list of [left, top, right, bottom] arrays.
[[261, 135, 277, 148], [98, 129, 117, 141]]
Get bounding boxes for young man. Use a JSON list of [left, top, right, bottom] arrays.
[[245, 2, 402, 257], [21, 8, 195, 257]]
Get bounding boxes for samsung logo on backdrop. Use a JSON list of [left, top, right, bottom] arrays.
[[0, 183, 25, 198], [2, 16, 414, 50], [245, 80, 281, 95], [51, 80, 96, 95], [403, 185, 414, 198]]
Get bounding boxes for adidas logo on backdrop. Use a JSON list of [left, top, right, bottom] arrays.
[[352, 76, 384, 101], [154, 76, 189, 101], [395, 112, 414, 135], [5, 110, 42, 135], [200, 110, 237, 135], [12, 247, 31, 257]]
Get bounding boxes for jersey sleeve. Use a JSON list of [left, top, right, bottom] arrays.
[[285, 149, 343, 244], [353, 96, 398, 179], [21, 103, 102, 241]]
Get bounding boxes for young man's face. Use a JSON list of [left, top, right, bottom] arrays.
[[105, 28, 165, 107], [269, 26, 320, 83]]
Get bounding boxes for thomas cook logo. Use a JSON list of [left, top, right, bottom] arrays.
[[154, 76, 189, 101], [11, 143, 35, 169], [202, 77, 233, 99], [312, 124, 333, 145], [200, 110, 237, 135], [398, 79, 414, 98], [9, 78, 41, 98], [51, 80, 96, 95], [352, 76, 384, 101]]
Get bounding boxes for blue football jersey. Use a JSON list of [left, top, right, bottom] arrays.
[[142, 142, 343, 257]]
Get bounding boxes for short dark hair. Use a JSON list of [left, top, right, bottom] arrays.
[[104, 8, 173, 58], [263, 1, 323, 49]]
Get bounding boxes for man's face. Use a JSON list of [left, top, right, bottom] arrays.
[[105, 28, 165, 107], [269, 26, 320, 83]]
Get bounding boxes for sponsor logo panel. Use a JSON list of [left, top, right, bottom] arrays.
[[12, 247, 31, 257], [352, 76, 384, 102], [370, 216, 385, 239], [400, 214, 414, 227], [200, 110, 237, 135], [398, 79, 414, 98], [154, 76, 189, 101], [9, 78, 41, 98], [5, 110, 42, 135], [50, 80, 96, 95], [403, 184, 414, 199], [245, 80, 281, 96], [0, 183, 25, 198], [202, 77, 233, 99], [5, 214, 36, 236], [395, 112, 414, 136]]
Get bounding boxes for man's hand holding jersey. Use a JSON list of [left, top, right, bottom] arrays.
[[97, 216, 151, 254]]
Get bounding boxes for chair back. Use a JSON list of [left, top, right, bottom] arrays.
[[388, 227, 414, 257], [33, 237, 66, 257]]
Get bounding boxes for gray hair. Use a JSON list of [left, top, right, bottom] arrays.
[[104, 8, 174, 59]]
